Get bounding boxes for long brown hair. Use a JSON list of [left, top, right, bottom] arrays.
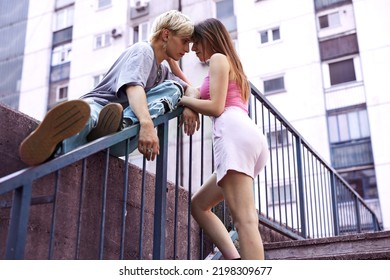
[[192, 18, 249, 101]]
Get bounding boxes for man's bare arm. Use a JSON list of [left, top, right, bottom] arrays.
[[126, 85, 159, 161]]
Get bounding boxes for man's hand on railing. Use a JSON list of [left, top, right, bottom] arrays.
[[180, 107, 200, 136], [138, 120, 160, 161]]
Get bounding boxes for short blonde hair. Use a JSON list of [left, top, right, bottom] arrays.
[[150, 10, 193, 42]]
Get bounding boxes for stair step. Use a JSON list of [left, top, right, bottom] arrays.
[[264, 230, 390, 260]]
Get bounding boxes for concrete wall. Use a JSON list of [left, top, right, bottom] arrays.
[[0, 102, 203, 259]]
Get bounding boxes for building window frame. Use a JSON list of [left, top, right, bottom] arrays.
[[262, 75, 285, 95], [318, 11, 340, 29], [93, 73, 106, 87], [328, 105, 373, 169], [56, 84, 68, 102], [97, 0, 112, 10], [328, 106, 370, 144], [266, 128, 290, 149], [268, 183, 295, 205], [130, 21, 149, 45], [328, 58, 356, 86], [54, 5, 74, 31], [51, 43, 72, 66], [259, 27, 281, 45], [94, 32, 112, 49]]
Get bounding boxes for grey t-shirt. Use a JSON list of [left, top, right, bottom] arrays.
[[80, 41, 187, 107]]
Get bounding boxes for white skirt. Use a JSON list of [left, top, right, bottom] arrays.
[[212, 106, 269, 185]]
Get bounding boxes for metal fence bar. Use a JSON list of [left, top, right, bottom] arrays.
[[295, 137, 307, 238], [5, 183, 32, 259], [120, 140, 130, 260], [48, 170, 60, 259], [98, 149, 110, 259], [173, 123, 181, 260], [75, 158, 87, 259], [152, 120, 169, 259], [138, 157, 147, 259], [187, 135, 193, 260]]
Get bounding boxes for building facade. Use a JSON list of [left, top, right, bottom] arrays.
[[237, 0, 390, 229], [0, 0, 388, 229]]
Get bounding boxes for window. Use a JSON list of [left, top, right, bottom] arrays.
[[132, 22, 149, 44], [216, 0, 237, 32], [263, 76, 285, 94], [267, 129, 289, 148], [340, 168, 378, 200], [268, 184, 294, 205], [50, 63, 70, 82], [56, 0, 74, 9], [51, 43, 72, 66], [319, 12, 340, 29], [328, 107, 370, 143], [97, 0, 111, 9], [328, 107, 373, 168], [259, 27, 280, 44], [94, 32, 111, 49], [329, 58, 356, 85], [314, 0, 352, 11], [55, 6, 74, 31], [56, 85, 68, 101], [93, 73, 105, 87]]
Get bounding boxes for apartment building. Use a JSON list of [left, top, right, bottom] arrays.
[[0, 0, 388, 229], [237, 0, 390, 229]]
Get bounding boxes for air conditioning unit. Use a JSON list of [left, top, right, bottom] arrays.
[[135, 0, 148, 11], [111, 27, 123, 39]]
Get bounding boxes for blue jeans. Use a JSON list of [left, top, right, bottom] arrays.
[[122, 80, 183, 124], [59, 80, 183, 156]]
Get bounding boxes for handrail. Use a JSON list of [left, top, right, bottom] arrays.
[[249, 82, 382, 238], [0, 107, 188, 259], [0, 84, 382, 260]]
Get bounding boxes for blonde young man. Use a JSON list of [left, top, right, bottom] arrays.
[[20, 10, 200, 165]]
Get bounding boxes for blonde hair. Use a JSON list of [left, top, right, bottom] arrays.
[[192, 18, 250, 102], [150, 10, 194, 42]]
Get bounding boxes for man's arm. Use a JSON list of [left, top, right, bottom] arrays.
[[126, 85, 159, 161]]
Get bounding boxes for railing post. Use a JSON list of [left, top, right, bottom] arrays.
[[295, 136, 307, 238], [330, 173, 340, 236], [6, 184, 32, 259], [354, 196, 362, 233], [152, 121, 169, 259]]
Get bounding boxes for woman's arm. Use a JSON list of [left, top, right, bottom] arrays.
[[179, 53, 229, 117], [167, 58, 192, 85]]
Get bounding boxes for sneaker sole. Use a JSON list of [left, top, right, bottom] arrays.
[[19, 100, 91, 166], [86, 103, 123, 142]]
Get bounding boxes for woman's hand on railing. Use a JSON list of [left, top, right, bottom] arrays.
[[180, 107, 200, 136]]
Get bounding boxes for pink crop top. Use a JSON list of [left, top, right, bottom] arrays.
[[199, 75, 248, 113]]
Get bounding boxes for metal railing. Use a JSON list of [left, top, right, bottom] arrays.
[[0, 108, 205, 260], [0, 84, 382, 260], [249, 82, 381, 239]]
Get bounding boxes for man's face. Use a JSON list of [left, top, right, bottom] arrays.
[[166, 34, 191, 60]]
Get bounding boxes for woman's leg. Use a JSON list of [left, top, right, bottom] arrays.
[[219, 170, 264, 260], [191, 173, 240, 260]]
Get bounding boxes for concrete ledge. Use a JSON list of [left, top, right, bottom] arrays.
[[0, 102, 205, 260], [264, 231, 390, 260]]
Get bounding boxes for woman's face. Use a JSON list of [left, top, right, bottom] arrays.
[[191, 39, 211, 62]]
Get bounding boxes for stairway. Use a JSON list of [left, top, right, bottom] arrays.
[[264, 230, 390, 260]]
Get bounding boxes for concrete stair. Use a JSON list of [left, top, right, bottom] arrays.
[[264, 230, 390, 260]]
